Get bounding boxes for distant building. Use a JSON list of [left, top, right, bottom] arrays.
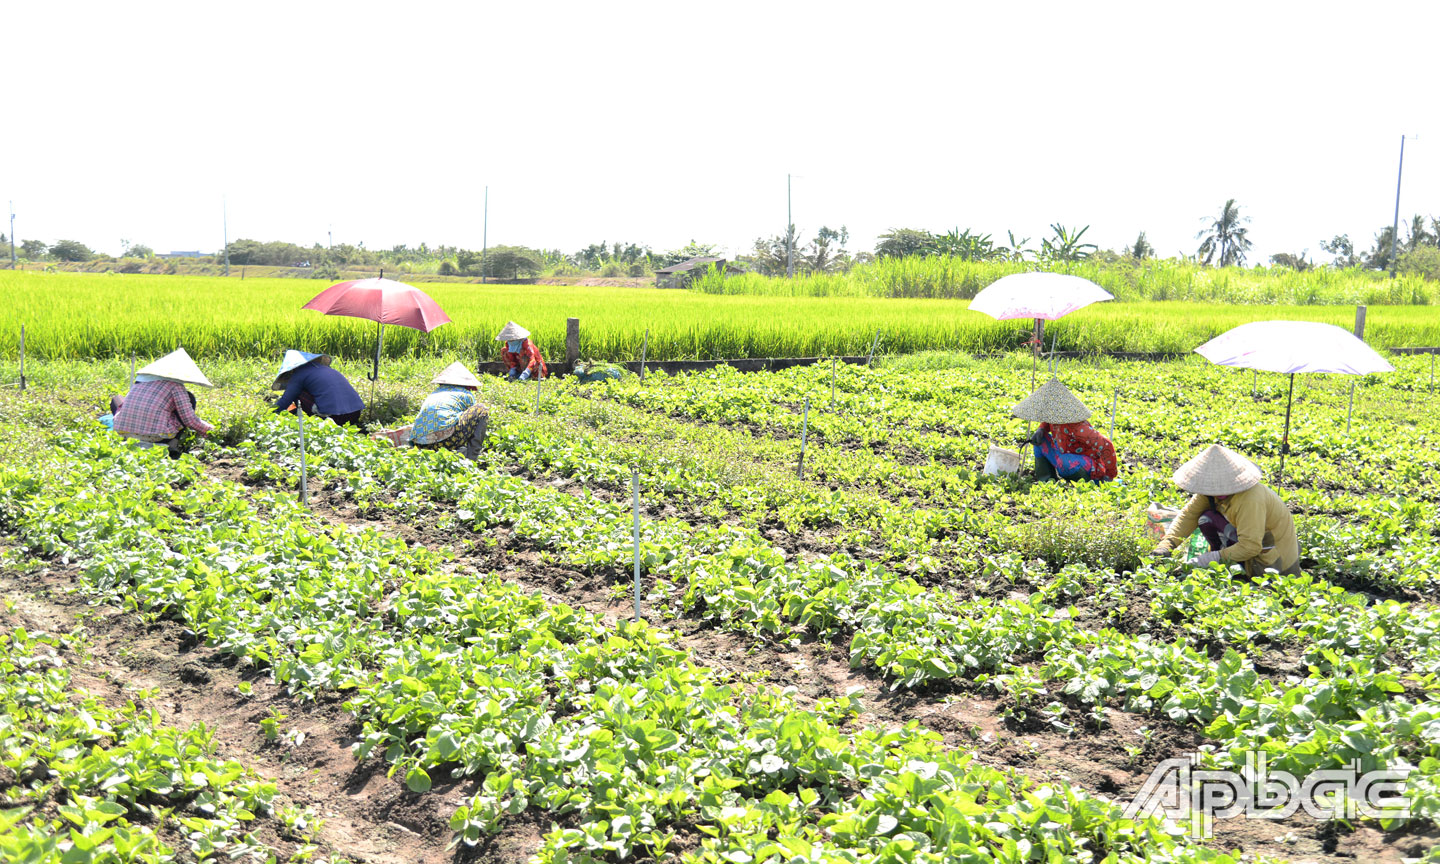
[[654, 256, 726, 289], [157, 251, 203, 259]]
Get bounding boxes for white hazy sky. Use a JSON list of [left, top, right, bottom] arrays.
[[5, 1, 1439, 264]]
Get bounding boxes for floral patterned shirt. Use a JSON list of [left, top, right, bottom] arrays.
[[408, 385, 476, 445], [1038, 420, 1117, 481]]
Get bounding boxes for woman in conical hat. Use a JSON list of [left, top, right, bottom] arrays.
[[271, 350, 365, 428], [497, 322, 547, 381], [1150, 444, 1302, 578], [1012, 378, 1117, 482], [111, 348, 214, 459], [406, 361, 489, 459]]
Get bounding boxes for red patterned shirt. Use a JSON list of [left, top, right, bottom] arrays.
[[1039, 420, 1117, 480], [501, 339, 548, 378], [113, 380, 212, 438]]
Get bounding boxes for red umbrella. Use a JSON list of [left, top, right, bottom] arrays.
[[302, 273, 451, 383]]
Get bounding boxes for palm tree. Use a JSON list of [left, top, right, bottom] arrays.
[[1196, 199, 1253, 267]]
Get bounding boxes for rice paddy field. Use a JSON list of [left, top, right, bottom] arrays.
[[1, 349, 1440, 863], [1, 270, 1439, 367]]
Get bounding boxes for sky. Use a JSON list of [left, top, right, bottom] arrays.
[[5, 0, 1439, 264]]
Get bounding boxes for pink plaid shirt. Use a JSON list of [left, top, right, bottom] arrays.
[[113, 380, 213, 437]]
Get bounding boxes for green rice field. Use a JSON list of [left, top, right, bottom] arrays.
[[0, 270, 1437, 365]]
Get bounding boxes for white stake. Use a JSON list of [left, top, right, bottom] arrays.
[[639, 329, 649, 381], [297, 409, 308, 506], [631, 468, 641, 623], [798, 396, 810, 479], [17, 324, 25, 392]]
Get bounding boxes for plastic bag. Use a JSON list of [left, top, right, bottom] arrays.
[[1144, 503, 1179, 539]]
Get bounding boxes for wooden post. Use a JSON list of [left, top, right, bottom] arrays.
[[797, 396, 810, 479], [631, 468, 642, 623], [639, 329, 649, 381], [1347, 306, 1366, 430], [17, 324, 24, 392], [566, 317, 580, 372]]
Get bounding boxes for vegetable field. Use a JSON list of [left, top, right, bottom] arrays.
[[1, 352, 1439, 862], [3, 271, 1440, 364]]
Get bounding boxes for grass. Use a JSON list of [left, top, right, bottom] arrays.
[[1, 270, 1438, 368], [691, 256, 1440, 304]]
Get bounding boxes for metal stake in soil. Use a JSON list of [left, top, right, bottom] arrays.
[[830, 357, 837, 406], [297, 409, 308, 506], [631, 468, 641, 623], [639, 330, 649, 381], [798, 396, 810, 479], [129, 353, 136, 391], [535, 374, 542, 415], [866, 329, 881, 367], [1346, 381, 1357, 435], [1109, 389, 1118, 440], [17, 324, 25, 392]]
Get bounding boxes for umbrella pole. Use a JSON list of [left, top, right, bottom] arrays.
[[368, 321, 384, 424], [1278, 372, 1295, 485]]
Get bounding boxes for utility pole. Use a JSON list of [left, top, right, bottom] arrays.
[[785, 174, 793, 278], [1388, 135, 1416, 278], [481, 185, 488, 284], [8, 202, 14, 269], [222, 197, 230, 277]]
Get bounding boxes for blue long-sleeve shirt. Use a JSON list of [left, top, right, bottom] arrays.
[[273, 363, 365, 416]]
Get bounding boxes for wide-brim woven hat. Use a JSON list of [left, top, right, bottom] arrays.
[[432, 361, 481, 388], [136, 348, 214, 388], [1172, 444, 1263, 495], [495, 321, 530, 342], [270, 350, 331, 390], [1011, 378, 1090, 423]]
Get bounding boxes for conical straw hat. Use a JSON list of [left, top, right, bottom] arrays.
[[271, 350, 331, 390], [1011, 378, 1090, 423], [136, 348, 213, 388], [432, 361, 481, 388], [495, 321, 530, 342], [1172, 444, 1263, 495]]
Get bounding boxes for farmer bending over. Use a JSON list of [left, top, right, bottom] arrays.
[[1150, 444, 1302, 577], [407, 362, 489, 459], [498, 321, 547, 381], [111, 348, 213, 458], [271, 350, 365, 427], [1013, 378, 1117, 482]]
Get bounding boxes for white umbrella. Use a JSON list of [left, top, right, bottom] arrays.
[[1194, 321, 1394, 482], [968, 272, 1114, 322], [969, 272, 1114, 388]]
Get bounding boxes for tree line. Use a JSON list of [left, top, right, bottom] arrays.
[[5, 198, 1438, 279]]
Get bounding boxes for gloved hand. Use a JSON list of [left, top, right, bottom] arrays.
[[1194, 550, 1222, 567], [519, 370, 531, 381], [507, 368, 519, 381]]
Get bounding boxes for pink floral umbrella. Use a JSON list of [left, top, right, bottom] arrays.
[[969, 272, 1114, 389]]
